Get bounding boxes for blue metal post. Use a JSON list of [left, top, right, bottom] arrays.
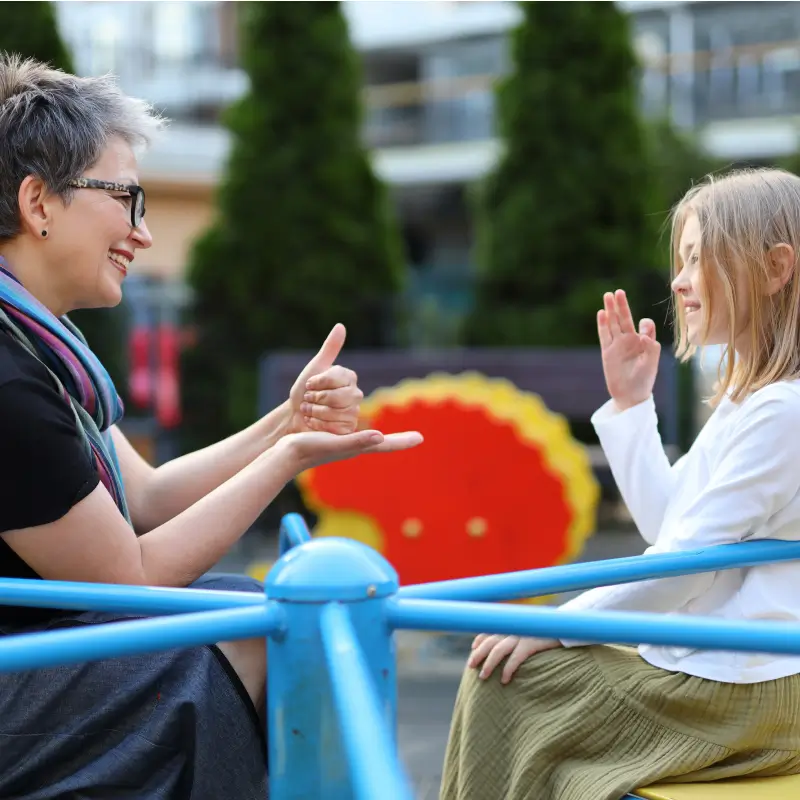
[[279, 512, 312, 557], [266, 537, 399, 800]]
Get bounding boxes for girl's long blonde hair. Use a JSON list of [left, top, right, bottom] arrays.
[[671, 168, 800, 406]]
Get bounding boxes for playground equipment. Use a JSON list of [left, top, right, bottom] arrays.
[[1, 513, 800, 798], [298, 372, 600, 587]]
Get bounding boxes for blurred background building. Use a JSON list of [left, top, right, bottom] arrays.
[[53, 0, 800, 337]]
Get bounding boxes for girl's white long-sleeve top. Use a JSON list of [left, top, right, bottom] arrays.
[[559, 380, 800, 684]]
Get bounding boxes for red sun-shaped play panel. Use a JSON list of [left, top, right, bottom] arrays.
[[298, 374, 598, 587]]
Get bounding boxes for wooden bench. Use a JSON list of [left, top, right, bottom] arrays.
[[629, 773, 800, 798], [258, 346, 680, 487]]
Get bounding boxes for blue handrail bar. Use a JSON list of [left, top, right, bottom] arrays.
[[399, 539, 800, 602], [1, 539, 797, 616], [0, 603, 282, 672], [387, 597, 800, 656], [320, 603, 414, 800], [0, 577, 265, 614]]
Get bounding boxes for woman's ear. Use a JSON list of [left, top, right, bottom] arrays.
[[766, 243, 795, 295], [16, 175, 52, 238]]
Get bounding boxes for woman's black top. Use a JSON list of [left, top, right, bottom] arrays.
[[0, 329, 100, 628]]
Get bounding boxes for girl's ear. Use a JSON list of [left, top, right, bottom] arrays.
[[766, 243, 795, 295]]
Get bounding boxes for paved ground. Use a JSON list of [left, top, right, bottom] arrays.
[[218, 526, 647, 797], [398, 675, 461, 800]]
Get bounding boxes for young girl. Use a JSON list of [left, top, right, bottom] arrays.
[[439, 168, 800, 800]]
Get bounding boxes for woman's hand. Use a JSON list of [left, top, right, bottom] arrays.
[[467, 633, 562, 685], [277, 427, 423, 473], [599, 290, 661, 411], [288, 324, 363, 435]]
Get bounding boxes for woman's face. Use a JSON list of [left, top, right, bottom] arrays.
[[46, 137, 152, 311]]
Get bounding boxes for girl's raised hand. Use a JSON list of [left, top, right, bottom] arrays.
[[598, 290, 661, 410]]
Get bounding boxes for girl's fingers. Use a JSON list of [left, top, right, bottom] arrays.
[[501, 645, 532, 685], [597, 310, 613, 348], [478, 637, 517, 680], [604, 292, 621, 336], [615, 289, 636, 334], [467, 634, 503, 669], [639, 318, 656, 340], [471, 633, 489, 650]]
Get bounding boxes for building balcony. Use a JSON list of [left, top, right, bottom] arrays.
[[122, 61, 247, 123], [123, 30, 800, 188], [363, 75, 497, 149]]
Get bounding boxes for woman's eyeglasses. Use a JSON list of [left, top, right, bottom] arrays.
[[68, 178, 146, 229]]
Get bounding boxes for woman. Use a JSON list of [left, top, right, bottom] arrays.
[[441, 169, 800, 799], [0, 56, 421, 798]]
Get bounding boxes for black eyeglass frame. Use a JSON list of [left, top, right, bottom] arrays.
[[68, 178, 146, 228]]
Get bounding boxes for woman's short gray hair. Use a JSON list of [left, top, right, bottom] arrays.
[[0, 54, 165, 241]]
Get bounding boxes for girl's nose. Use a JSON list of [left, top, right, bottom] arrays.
[[671, 270, 689, 295]]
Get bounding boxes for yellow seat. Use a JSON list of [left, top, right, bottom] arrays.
[[634, 773, 800, 799]]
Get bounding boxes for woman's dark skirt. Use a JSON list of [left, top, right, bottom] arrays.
[[0, 574, 267, 799]]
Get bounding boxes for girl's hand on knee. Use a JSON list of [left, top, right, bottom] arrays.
[[467, 635, 562, 685]]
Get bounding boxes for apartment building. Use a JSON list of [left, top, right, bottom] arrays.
[[52, 0, 800, 332]]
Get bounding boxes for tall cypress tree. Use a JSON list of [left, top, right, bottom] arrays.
[[182, 1, 404, 449], [466, 1, 663, 347], [0, 2, 73, 73], [0, 1, 129, 394]]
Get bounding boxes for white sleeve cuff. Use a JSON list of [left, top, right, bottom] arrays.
[[591, 395, 656, 431]]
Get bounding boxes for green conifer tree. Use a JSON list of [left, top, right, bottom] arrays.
[[466, 1, 663, 347], [183, 1, 404, 449]]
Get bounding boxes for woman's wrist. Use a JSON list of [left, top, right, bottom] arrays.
[[256, 400, 293, 453], [257, 434, 303, 482]]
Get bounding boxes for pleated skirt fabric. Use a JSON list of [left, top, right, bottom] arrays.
[[440, 645, 800, 800]]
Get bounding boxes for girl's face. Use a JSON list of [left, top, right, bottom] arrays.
[[672, 212, 749, 349]]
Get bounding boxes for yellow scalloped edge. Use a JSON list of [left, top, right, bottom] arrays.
[[312, 509, 385, 551], [299, 372, 600, 578]]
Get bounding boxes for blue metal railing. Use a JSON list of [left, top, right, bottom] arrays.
[[279, 511, 312, 556], [1, 516, 800, 798], [398, 538, 800, 601]]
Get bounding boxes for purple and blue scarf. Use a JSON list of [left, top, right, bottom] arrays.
[[0, 258, 130, 522]]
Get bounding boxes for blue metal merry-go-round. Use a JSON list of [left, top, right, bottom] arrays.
[[1, 513, 800, 799]]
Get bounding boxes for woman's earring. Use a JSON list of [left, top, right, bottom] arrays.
[[41, 230, 47, 238]]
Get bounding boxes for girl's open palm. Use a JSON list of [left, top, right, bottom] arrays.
[[599, 290, 661, 410]]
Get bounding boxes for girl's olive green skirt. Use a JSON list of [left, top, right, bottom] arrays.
[[440, 645, 800, 800]]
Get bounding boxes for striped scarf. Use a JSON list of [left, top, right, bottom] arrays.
[[0, 259, 130, 522]]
